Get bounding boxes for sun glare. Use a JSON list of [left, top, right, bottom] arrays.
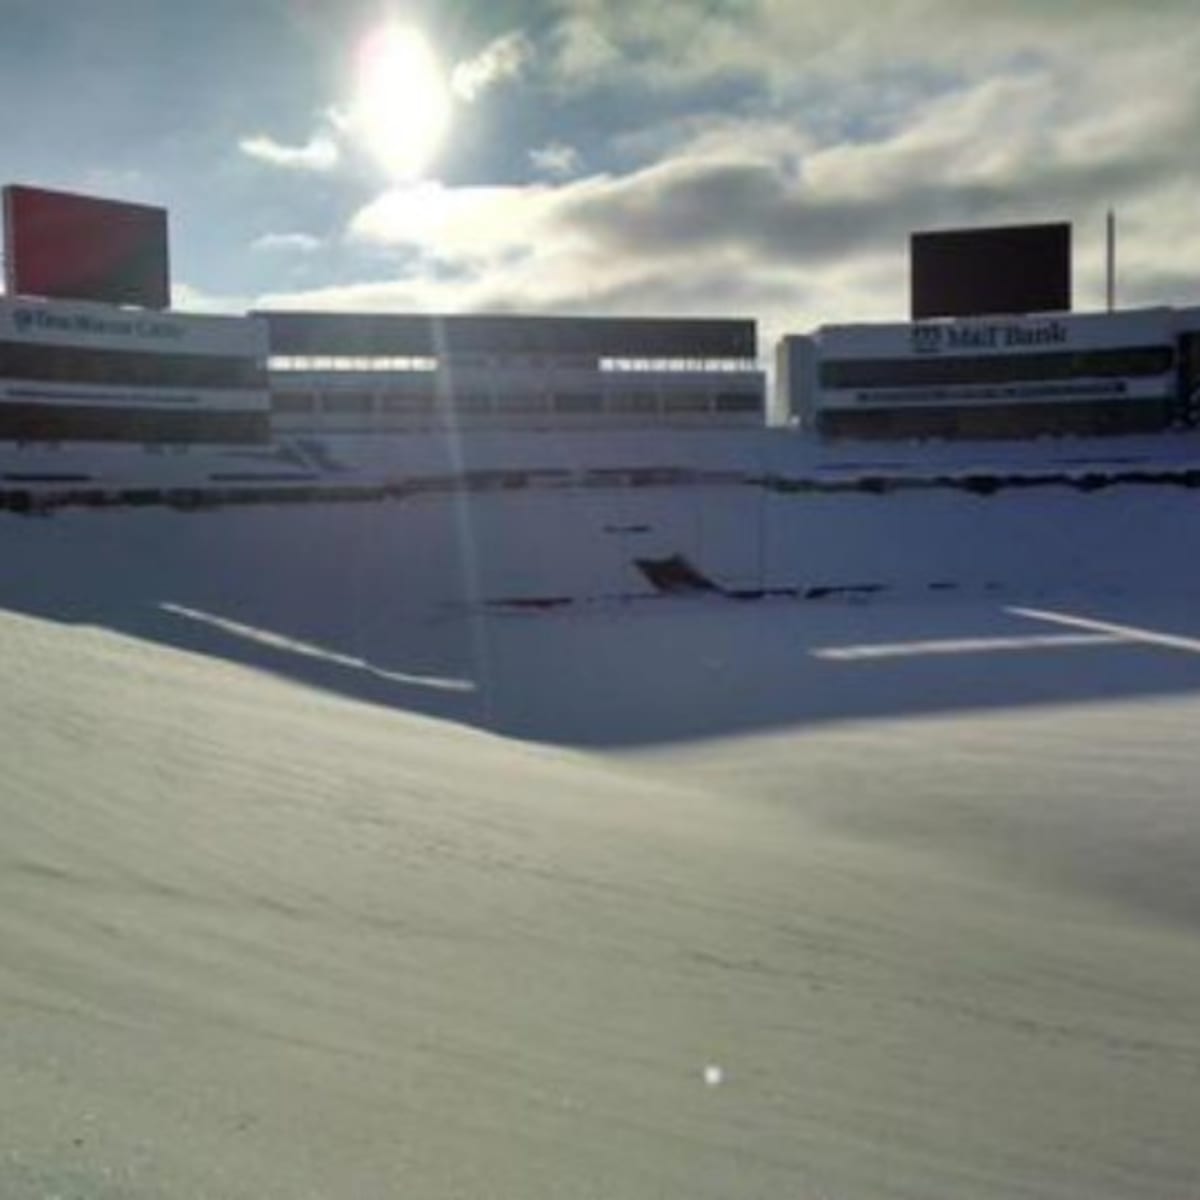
[[351, 24, 450, 180]]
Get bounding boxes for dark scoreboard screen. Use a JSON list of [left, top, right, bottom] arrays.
[[911, 223, 1071, 320], [3, 185, 170, 309]]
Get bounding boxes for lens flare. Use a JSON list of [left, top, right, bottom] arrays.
[[350, 24, 450, 180]]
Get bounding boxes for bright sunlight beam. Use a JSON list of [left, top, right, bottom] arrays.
[[350, 23, 450, 180]]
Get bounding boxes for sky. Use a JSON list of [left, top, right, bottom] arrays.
[[1, 0, 1198, 346]]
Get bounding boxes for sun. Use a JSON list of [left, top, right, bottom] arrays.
[[350, 24, 450, 180]]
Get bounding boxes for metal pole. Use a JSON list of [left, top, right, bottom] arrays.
[[1106, 210, 1115, 312]]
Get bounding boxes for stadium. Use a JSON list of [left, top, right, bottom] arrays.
[[7, 181, 1200, 1200], [2, 187, 1200, 472], [777, 305, 1200, 439]]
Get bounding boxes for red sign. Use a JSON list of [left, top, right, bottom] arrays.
[[3, 184, 170, 309]]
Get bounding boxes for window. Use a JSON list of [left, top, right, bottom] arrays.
[[271, 392, 316, 413], [494, 393, 550, 412], [554, 393, 602, 413], [663, 392, 710, 412], [714, 391, 762, 412], [0, 402, 269, 444], [381, 393, 434, 412], [819, 345, 1175, 389], [446, 393, 491, 413], [607, 391, 659, 412], [819, 398, 1172, 440], [321, 393, 375, 414], [0, 339, 266, 390]]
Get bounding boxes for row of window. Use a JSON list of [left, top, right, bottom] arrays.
[[269, 355, 437, 372], [851, 380, 1130, 406], [819, 345, 1175, 390], [0, 340, 266, 390], [268, 355, 763, 374], [0, 402, 270, 444], [818, 399, 1171, 440], [598, 358, 761, 373], [271, 390, 763, 417]]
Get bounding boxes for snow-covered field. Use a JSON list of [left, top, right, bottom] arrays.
[[8, 425, 1200, 506], [3, 479, 1200, 1198]]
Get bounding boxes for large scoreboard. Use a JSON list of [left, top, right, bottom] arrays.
[[3, 184, 170, 310], [911, 222, 1071, 320]]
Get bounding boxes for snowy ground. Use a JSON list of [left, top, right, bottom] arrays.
[[3, 484, 1200, 1199]]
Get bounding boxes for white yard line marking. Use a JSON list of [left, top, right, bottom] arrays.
[[1009, 606, 1200, 656], [811, 632, 1120, 661], [160, 602, 476, 691]]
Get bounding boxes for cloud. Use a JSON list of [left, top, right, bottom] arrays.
[[251, 232, 323, 254], [254, 2, 1200, 342], [311, 152, 877, 334], [238, 132, 339, 172], [451, 31, 533, 102], [550, 14, 622, 81], [171, 281, 250, 315], [235, 28, 533, 187], [347, 181, 564, 261], [530, 142, 582, 177], [545, 0, 1200, 96]]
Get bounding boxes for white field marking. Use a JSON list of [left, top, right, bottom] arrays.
[[811, 632, 1120, 662], [1009, 606, 1200, 656], [160, 603, 476, 692]]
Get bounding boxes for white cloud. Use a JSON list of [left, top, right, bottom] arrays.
[[347, 181, 568, 262], [251, 232, 323, 254], [546, 0, 1198, 95], [551, 14, 621, 82], [254, 3, 1200, 339], [311, 157, 833, 332], [238, 132, 340, 172], [451, 31, 533, 102], [530, 142, 582, 177], [171, 281, 250, 315], [234, 28, 533, 186]]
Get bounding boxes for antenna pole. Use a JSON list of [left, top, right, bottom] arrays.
[[1106, 210, 1116, 312]]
